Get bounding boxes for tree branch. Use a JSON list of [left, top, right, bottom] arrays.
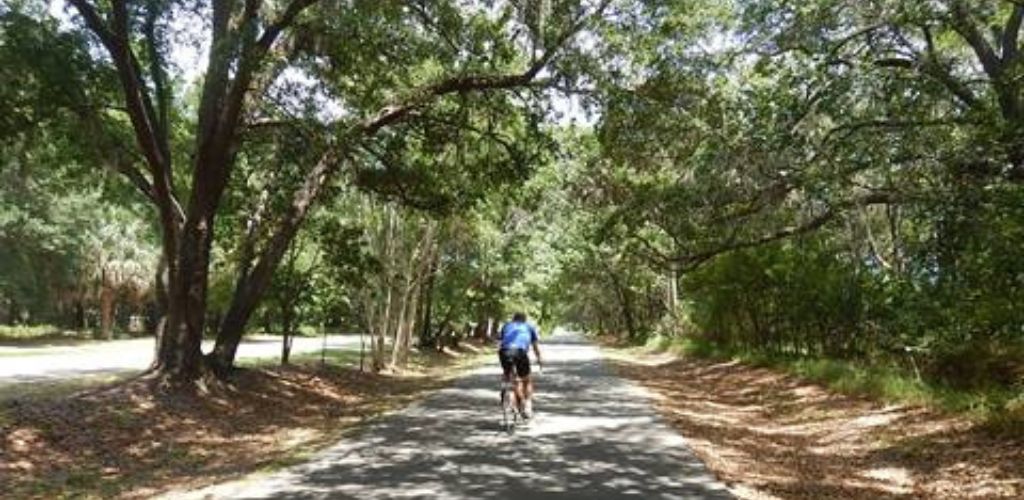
[[65, 0, 116, 47], [256, 0, 319, 53], [67, 0, 182, 231], [949, 1, 1003, 78], [68, 0, 168, 170], [143, 0, 170, 149], [916, 23, 980, 108], [358, 0, 608, 135], [1003, 4, 1024, 62], [819, 118, 966, 146], [875, 29, 979, 109], [672, 193, 904, 272], [359, 64, 554, 135]]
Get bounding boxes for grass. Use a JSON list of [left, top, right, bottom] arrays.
[[0, 324, 63, 339], [0, 348, 74, 357], [640, 334, 1024, 436], [237, 346, 363, 369], [0, 324, 114, 347]]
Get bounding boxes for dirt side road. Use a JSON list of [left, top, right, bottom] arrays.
[[0, 334, 361, 387]]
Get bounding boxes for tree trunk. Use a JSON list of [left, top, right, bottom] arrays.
[[401, 313, 415, 365], [374, 285, 393, 372], [418, 254, 438, 347], [399, 282, 420, 366], [359, 327, 367, 373], [390, 288, 410, 369], [667, 268, 678, 315], [388, 285, 403, 368], [609, 271, 638, 340], [152, 217, 216, 382], [281, 333, 293, 365], [75, 300, 86, 330], [207, 153, 336, 374], [99, 270, 115, 340], [281, 306, 294, 366]]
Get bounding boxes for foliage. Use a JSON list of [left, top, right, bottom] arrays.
[[2, 0, 1021, 397], [548, 0, 1024, 400]]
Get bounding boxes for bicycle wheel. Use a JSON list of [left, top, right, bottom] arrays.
[[511, 392, 523, 429], [500, 387, 513, 432]]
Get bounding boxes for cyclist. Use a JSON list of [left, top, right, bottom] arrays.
[[498, 312, 542, 419]]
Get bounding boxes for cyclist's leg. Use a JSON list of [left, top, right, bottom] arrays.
[[514, 349, 532, 416], [499, 350, 517, 414], [513, 374, 526, 411], [498, 349, 514, 383]]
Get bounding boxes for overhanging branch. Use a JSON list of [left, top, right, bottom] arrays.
[[1003, 4, 1024, 62], [673, 192, 903, 272], [358, 0, 609, 136]]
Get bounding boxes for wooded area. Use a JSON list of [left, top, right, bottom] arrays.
[[3, 1, 1024, 498], [1, 0, 1021, 411]]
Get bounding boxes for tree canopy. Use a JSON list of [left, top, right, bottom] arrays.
[[1, 0, 1021, 391]]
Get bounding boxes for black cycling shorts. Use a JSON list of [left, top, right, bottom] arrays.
[[498, 347, 531, 378]]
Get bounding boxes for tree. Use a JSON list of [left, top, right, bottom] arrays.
[[552, 0, 1024, 390], [265, 234, 318, 365], [82, 208, 159, 339], [1, 8, 158, 330], [49, 0, 613, 382]]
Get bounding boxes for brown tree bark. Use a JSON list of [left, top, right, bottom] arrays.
[[418, 252, 439, 347]]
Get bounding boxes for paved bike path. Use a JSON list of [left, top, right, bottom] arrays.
[[176, 333, 733, 499]]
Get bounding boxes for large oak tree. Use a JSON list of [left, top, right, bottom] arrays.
[[57, 0, 611, 381]]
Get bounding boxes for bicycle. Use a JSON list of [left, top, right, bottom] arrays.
[[499, 364, 541, 433], [499, 376, 524, 433]]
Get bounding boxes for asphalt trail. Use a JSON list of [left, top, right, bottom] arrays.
[[173, 333, 732, 499]]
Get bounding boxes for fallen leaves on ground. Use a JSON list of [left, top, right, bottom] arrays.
[[0, 347, 481, 499], [605, 347, 1024, 499]]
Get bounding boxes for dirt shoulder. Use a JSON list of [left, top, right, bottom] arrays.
[[602, 343, 1024, 499], [0, 344, 486, 499]]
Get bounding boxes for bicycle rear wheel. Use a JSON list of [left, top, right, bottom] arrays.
[[500, 388, 513, 432]]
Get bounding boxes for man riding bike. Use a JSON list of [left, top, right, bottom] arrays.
[[498, 312, 542, 420]]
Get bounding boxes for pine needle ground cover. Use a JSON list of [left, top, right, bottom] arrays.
[[603, 341, 1024, 499], [0, 345, 486, 499]]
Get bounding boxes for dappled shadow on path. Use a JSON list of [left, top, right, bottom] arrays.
[[220, 337, 732, 499]]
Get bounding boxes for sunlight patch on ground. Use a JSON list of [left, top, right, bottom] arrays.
[[859, 467, 913, 493]]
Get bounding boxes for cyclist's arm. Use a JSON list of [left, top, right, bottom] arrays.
[[495, 323, 506, 348], [531, 326, 542, 368]]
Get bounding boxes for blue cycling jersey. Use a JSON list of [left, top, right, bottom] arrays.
[[500, 321, 538, 351]]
